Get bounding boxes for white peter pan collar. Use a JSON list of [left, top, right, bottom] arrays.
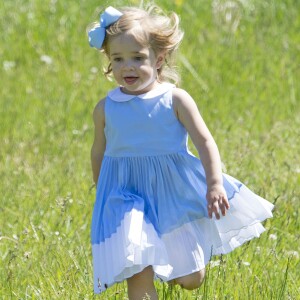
[[107, 82, 175, 102]]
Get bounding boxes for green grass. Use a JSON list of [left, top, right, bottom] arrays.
[[0, 0, 299, 299]]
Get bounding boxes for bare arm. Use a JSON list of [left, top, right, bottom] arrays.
[[91, 99, 106, 186], [173, 88, 229, 219]]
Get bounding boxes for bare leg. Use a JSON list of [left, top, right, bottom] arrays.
[[127, 266, 158, 300], [172, 269, 205, 290]]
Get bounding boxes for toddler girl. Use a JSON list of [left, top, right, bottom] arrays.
[[88, 5, 273, 300]]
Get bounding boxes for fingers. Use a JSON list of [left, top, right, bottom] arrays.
[[219, 198, 229, 217], [207, 203, 213, 219], [207, 196, 230, 220], [212, 201, 221, 220], [207, 199, 221, 220]]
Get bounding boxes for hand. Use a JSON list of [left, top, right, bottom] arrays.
[[206, 184, 230, 220]]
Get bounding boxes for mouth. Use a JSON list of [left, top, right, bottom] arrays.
[[123, 76, 138, 85]]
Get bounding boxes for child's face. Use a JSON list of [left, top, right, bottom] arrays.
[[108, 32, 164, 95]]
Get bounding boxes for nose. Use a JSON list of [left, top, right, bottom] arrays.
[[122, 59, 134, 71]]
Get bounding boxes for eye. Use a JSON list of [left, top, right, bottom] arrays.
[[112, 57, 122, 62], [134, 56, 145, 61]]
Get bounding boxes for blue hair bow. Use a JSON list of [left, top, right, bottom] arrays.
[[88, 6, 123, 49]]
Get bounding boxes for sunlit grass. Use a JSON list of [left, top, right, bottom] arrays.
[[1, 0, 299, 299]]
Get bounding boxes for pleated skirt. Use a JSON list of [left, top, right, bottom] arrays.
[[91, 153, 274, 293]]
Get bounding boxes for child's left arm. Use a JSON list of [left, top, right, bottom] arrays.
[[173, 88, 230, 219]]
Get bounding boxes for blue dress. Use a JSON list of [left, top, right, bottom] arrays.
[[91, 83, 273, 293]]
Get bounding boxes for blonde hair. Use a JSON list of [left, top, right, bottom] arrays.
[[90, 5, 184, 84]]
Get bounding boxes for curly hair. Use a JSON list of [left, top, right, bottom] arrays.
[[90, 5, 184, 84]]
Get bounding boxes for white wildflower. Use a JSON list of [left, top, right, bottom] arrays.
[[286, 251, 299, 259], [269, 234, 277, 240], [90, 66, 99, 74], [3, 60, 16, 71], [40, 55, 53, 65], [23, 228, 29, 235], [212, 0, 242, 33], [72, 129, 80, 135], [210, 260, 221, 268], [242, 261, 250, 266], [24, 251, 31, 259]]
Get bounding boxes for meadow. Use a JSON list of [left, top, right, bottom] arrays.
[[0, 0, 299, 299]]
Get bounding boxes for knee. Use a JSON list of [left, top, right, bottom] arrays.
[[175, 269, 205, 290]]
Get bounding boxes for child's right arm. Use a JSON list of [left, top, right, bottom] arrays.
[[91, 99, 106, 186]]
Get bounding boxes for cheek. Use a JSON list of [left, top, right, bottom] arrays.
[[139, 64, 155, 75], [110, 62, 117, 70], [111, 69, 121, 82], [111, 64, 121, 75]]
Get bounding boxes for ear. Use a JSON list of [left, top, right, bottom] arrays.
[[155, 53, 165, 69]]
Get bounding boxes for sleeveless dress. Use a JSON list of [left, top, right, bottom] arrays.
[[91, 83, 274, 293]]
